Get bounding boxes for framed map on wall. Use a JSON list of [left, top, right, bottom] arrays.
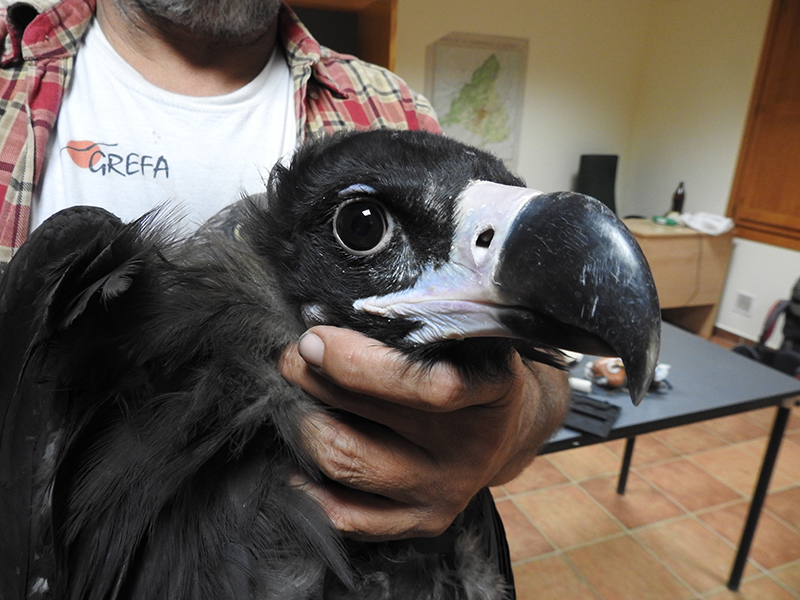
[[425, 33, 528, 170]]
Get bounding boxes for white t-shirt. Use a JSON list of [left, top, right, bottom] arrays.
[[31, 19, 297, 231]]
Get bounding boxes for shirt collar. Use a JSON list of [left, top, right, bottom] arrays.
[[1, 0, 95, 66], [279, 3, 348, 100]]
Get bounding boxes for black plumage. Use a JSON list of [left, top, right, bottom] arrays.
[[0, 130, 660, 600]]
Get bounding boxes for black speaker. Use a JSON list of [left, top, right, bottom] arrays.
[[576, 154, 618, 214]]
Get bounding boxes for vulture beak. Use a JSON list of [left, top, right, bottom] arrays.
[[354, 181, 661, 405]]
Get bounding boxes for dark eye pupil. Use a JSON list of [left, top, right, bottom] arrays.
[[336, 201, 387, 252]]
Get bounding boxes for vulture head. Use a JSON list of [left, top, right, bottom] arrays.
[[247, 131, 659, 400], [0, 130, 659, 600]]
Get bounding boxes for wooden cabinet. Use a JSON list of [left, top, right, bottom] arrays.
[[624, 219, 734, 338]]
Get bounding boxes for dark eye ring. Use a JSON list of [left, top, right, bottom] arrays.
[[333, 198, 393, 255]]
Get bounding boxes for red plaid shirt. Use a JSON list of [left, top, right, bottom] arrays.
[[0, 0, 439, 268]]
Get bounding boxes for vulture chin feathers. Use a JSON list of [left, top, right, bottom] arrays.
[[0, 130, 660, 600]]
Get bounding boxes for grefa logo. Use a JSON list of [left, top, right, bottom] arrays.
[[63, 141, 170, 178]]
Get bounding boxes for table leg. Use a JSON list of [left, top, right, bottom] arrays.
[[727, 403, 792, 591], [616, 436, 636, 495]]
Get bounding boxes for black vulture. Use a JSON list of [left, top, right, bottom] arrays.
[[0, 130, 660, 600]]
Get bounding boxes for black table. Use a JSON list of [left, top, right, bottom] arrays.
[[539, 322, 800, 591]]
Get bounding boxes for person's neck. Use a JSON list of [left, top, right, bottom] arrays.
[[96, 0, 278, 97]]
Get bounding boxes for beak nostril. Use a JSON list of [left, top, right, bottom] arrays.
[[476, 229, 494, 248]]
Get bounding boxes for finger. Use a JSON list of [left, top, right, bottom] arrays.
[[292, 326, 516, 411], [280, 344, 418, 432], [290, 474, 457, 541], [288, 356, 518, 460], [285, 362, 434, 436], [297, 327, 463, 410], [298, 410, 442, 503], [283, 332, 527, 459]]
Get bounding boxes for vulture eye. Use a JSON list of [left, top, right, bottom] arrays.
[[334, 198, 393, 255]]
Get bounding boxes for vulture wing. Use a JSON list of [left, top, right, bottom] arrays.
[[0, 207, 129, 600], [0, 206, 350, 600]]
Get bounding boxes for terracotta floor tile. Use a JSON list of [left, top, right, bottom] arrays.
[[774, 438, 800, 482], [514, 486, 621, 549], [652, 423, 728, 455], [700, 502, 800, 570], [502, 457, 569, 495], [765, 487, 800, 530], [743, 406, 783, 429], [774, 560, 800, 594], [698, 501, 756, 543], [604, 434, 679, 466], [603, 438, 626, 456], [636, 517, 748, 592], [490, 485, 507, 499], [736, 437, 767, 459], [704, 575, 799, 600], [545, 444, 621, 482], [787, 406, 800, 431], [581, 473, 685, 529], [513, 555, 599, 600], [737, 438, 800, 488], [495, 499, 553, 562], [701, 414, 769, 444], [566, 535, 693, 600], [691, 445, 777, 496], [501, 406, 800, 599], [638, 458, 741, 512]]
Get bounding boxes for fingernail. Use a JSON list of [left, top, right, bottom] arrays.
[[298, 330, 324, 368]]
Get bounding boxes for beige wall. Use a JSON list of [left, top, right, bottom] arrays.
[[395, 0, 800, 342], [395, 0, 653, 202], [625, 0, 770, 218], [395, 0, 769, 217]]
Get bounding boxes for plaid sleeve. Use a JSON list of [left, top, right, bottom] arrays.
[[302, 52, 440, 138], [0, 0, 92, 269], [279, 6, 439, 141]]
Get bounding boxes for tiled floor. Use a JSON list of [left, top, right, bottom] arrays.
[[493, 334, 800, 600]]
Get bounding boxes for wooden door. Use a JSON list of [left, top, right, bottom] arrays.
[[728, 0, 800, 250]]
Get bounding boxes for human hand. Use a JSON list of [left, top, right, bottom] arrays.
[[280, 326, 570, 541]]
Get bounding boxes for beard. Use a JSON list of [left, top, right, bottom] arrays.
[[120, 0, 283, 39]]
